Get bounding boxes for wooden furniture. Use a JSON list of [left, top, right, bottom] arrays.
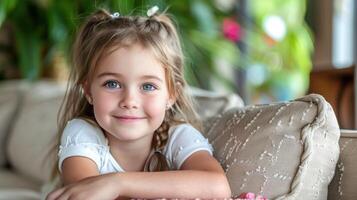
[[309, 66, 355, 129]]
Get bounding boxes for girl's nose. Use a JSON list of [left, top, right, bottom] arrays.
[[119, 89, 138, 109]]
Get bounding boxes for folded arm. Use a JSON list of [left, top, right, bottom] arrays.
[[117, 151, 231, 198], [47, 151, 231, 199]]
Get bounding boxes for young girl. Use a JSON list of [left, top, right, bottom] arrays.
[[46, 7, 231, 200]]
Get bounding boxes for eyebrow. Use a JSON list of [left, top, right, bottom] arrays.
[[97, 72, 164, 83]]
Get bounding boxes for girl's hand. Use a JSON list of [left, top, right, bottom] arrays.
[[46, 173, 121, 200]]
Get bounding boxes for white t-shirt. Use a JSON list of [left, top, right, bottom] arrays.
[[58, 119, 213, 174]]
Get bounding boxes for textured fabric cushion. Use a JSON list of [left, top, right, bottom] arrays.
[[203, 94, 340, 199], [328, 129, 357, 200], [7, 81, 66, 184]]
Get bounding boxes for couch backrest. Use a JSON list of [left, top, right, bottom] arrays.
[[5, 81, 66, 184], [0, 80, 32, 167]]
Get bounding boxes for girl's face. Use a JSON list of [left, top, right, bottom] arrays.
[[87, 44, 174, 143]]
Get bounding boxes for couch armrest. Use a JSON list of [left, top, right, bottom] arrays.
[[328, 129, 357, 199], [340, 129, 357, 136]]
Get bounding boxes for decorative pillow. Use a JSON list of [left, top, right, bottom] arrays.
[[7, 81, 66, 184], [203, 94, 340, 199], [328, 130, 357, 200]]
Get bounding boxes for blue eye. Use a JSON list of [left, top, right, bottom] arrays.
[[142, 83, 157, 91], [104, 80, 121, 89]]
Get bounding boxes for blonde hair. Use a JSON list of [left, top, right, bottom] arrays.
[[52, 8, 201, 176]]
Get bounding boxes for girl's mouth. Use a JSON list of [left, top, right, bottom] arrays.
[[113, 115, 145, 123]]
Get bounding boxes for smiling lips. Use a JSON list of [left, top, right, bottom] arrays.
[[113, 115, 146, 123]]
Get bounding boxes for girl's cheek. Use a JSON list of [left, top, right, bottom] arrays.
[[93, 92, 116, 114], [144, 97, 167, 116]]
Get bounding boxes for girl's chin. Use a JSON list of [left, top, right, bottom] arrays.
[[106, 130, 153, 142]]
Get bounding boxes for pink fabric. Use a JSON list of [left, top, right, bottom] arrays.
[[237, 192, 267, 200]]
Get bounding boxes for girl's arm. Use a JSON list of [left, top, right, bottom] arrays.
[[47, 151, 231, 199], [52, 157, 130, 200], [61, 156, 100, 185], [118, 151, 232, 198]]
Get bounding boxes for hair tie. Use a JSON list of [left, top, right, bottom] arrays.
[[110, 12, 120, 19], [147, 6, 159, 17]]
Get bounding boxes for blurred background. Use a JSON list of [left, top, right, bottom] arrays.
[[0, 0, 355, 129]]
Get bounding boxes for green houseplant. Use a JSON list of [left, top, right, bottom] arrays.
[[246, 0, 313, 102], [0, 0, 240, 91], [0, 0, 313, 102]]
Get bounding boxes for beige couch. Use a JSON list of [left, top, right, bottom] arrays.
[[0, 80, 356, 200]]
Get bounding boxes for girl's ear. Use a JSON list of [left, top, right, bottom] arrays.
[[82, 81, 93, 105]]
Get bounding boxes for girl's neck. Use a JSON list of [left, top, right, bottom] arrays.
[[106, 133, 154, 172]]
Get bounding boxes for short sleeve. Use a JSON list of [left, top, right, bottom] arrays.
[[164, 124, 213, 169], [58, 119, 107, 172]]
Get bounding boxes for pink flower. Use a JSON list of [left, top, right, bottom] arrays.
[[222, 18, 241, 42]]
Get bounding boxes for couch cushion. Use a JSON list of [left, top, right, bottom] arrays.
[[0, 94, 17, 167], [0, 169, 40, 191], [0, 80, 28, 167], [203, 94, 340, 199], [328, 129, 357, 200], [6, 81, 66, 184], [0, 188, 40, 200]]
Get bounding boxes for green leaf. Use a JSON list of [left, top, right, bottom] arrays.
[[190, 0, 217, 37], [0, 0, 17, 27], [15, 30, 41, 80]]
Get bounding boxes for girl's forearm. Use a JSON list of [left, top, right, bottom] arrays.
[[114, 170, 231, 199]]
